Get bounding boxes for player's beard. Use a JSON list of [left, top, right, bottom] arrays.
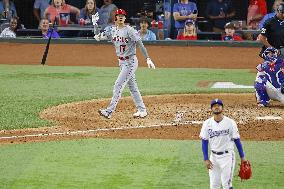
[[212, 109, 222, 115]]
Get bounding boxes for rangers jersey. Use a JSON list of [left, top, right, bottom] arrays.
[[200, 116, 240, 152]]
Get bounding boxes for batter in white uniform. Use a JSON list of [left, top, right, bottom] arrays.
[[200, 99, 247, 189], [94, 9, 155, 119]]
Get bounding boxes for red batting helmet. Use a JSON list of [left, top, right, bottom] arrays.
[[115, 9, 127, 16]]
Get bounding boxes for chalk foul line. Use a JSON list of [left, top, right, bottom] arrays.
[[0, 120, 202, 140], [1, 115, 282, 140]]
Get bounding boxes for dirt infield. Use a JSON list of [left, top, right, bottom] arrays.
[[0, 94, 283, 144], [0, 43, 283, 144]]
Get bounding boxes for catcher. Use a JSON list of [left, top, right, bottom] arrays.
[[255, 47, 284, 107], [200, 99, 252, 189]]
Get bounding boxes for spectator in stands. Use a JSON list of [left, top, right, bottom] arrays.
[[33, 0, 50, 24], [79, 0, 100, 25], [40, 18, 60, 38], [247, 0, 267, 30], [205, 0, 235, 32], [138, 17, 156, 41], [222, 22, 243, 41], [258, 0, 283, 29], [44, 0, 80, 26], [0, 0, 17, 20], [0, 17, 17, 38], [78, 0, 100, 37], [99, 0, 117, 29], [176, 19, 197, 40], [164, 1, 171, 39], [173, 0, 197, 37]]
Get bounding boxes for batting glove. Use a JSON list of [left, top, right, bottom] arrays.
[[92, 12, 100, 25], [94, 32, 107, 41], [94, 33, 101, 41], [146, 58, 155, 69]]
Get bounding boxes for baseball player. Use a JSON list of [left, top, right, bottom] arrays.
[[94, 9, 156, 119], [200, 99, 246, 189], [255, 47, 284, 107]]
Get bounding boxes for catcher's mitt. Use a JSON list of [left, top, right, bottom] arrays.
[[238, 160, 252, 180]]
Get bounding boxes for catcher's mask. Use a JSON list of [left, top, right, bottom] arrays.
[[210, 99, 224, 109], [262, 47, 279, 61], [277, 3, 284, 13]]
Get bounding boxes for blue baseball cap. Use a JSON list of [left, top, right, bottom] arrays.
[[185, 19, 195, 25], [210, 99, 224, 108]]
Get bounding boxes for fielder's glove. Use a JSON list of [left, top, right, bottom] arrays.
[[238, 160, 252, 181], [280, 83, 284, 94], [146, 58, 155, 69]]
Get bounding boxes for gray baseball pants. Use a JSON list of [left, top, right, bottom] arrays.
[[106, 56, 146, 113]]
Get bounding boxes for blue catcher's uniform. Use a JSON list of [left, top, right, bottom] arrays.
[[255, 56, 284, 106]]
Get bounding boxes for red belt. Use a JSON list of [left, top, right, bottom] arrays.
[[118, 56, 130, 61]]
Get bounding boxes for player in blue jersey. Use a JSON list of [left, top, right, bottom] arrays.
[[254, 47, 284, 107]]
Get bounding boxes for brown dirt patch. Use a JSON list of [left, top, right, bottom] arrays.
[[0, 43, 263, 69], [0, 93, 283, 144], [197, 80, 213, 87]]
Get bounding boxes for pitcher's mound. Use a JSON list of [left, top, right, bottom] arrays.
[[1, 93, 283, 144]]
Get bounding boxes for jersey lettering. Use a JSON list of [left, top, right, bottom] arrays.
[[120, 45, 126, 53], [208, 129, 230, 138], [112, 36, 129, 43]]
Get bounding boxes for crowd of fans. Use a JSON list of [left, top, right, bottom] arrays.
[[0, 0, 282, 41]]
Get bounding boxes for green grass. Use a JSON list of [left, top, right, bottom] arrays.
[[0, 139, 283, 189], [0, 65, 283, 189], [0, 65, 255, 130]]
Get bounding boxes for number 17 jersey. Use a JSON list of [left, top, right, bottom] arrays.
[[104, 25, 141, 57]]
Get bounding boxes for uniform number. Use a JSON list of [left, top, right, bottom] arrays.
[[120, 45, 126, 53]]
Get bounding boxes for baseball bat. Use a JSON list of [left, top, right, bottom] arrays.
[[41, 18, 57, 65]]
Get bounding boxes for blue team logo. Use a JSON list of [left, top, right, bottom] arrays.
[[208, 129, 230, 138], [180, 8, 188, 16]]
